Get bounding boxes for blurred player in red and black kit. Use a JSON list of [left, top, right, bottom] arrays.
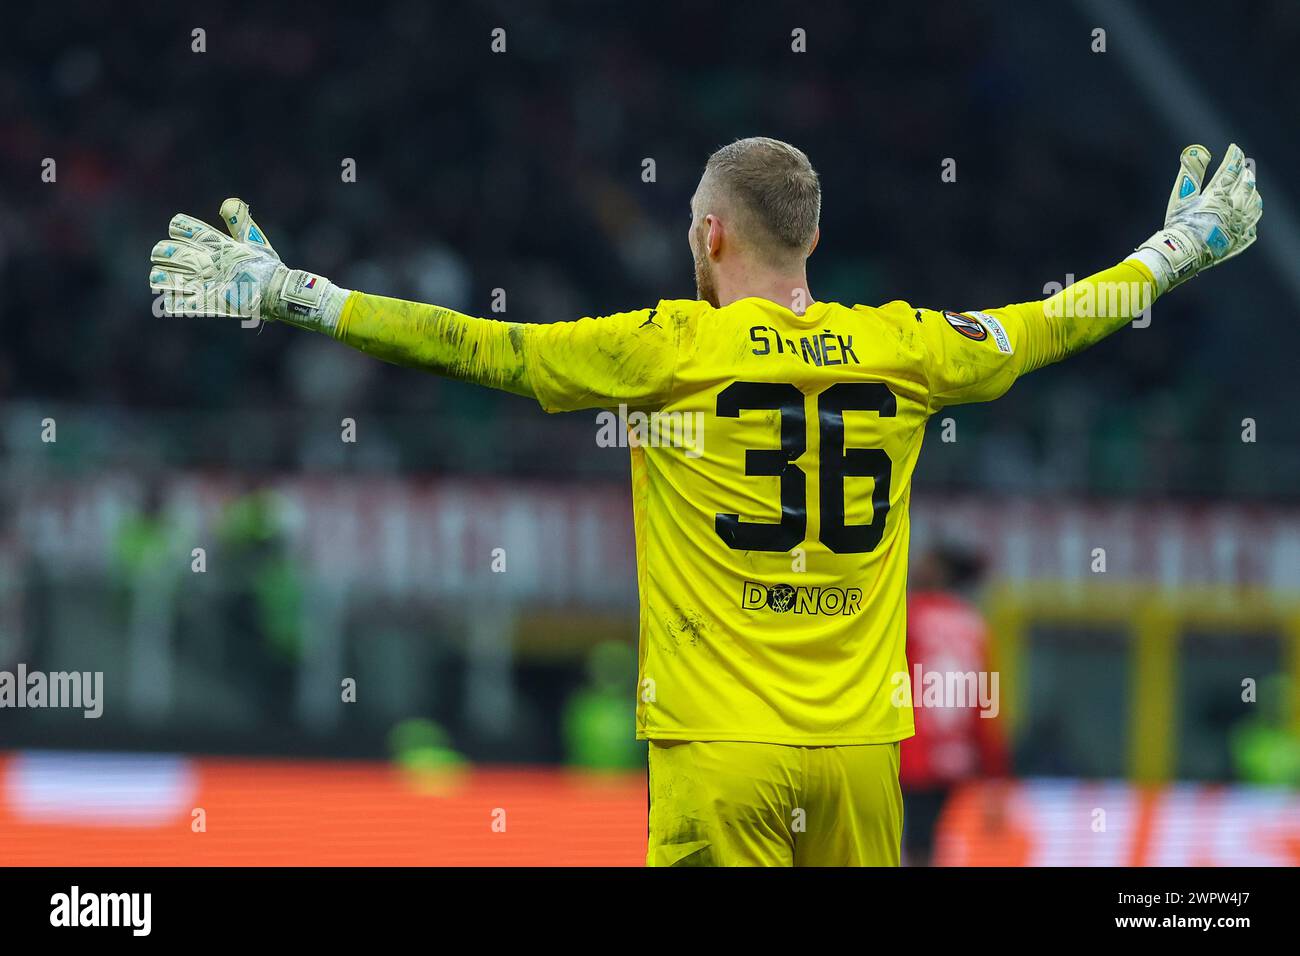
[[901, 544, 1008, 866]]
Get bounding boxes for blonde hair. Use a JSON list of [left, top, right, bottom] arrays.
[[702, 137, 821, 262]]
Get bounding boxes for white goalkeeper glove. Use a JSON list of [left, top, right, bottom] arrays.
[[148, 198, 349, 331], [1130, 143, 1262, 293]]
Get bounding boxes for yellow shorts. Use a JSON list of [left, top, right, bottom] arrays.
[[647, 739, 902, 866]]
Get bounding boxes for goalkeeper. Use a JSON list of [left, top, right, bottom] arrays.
[[149, 141, 1260, 866]]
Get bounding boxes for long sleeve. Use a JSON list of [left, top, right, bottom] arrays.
[[918, 259, 1159, 410], [328, 292, 682, 411], [333, 292, 535, 397]]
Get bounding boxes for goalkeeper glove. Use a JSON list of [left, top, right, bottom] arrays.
[[148, 198, 349, 331], [1131, 143, 1262, 293]]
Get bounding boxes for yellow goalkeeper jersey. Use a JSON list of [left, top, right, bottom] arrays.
[[525, 297, 998, 744], [337, 262, 1152, 744], [514, 263, 1150, 744]]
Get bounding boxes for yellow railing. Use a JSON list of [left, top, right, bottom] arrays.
[[983, 583, 1300, 783]]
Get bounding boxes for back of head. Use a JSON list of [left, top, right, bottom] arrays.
[[700, 137, 821, 266]]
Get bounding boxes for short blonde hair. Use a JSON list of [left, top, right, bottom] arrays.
[[702, 137, 821, 261]]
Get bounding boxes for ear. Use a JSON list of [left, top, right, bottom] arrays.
[[808, 226, 820, 257], [706, 214, 724, 258]]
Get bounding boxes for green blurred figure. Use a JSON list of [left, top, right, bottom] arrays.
[[111, 480, 180, 722], [218, 487, 303, 722], [390, 718, 468, 795], [1231, 675, 1300, 787], [219, 488, 303, 662], [563, 641, 645, 770], [113, 485, 172, 581]]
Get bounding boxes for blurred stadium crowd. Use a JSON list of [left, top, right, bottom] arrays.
[[3, 1, 1298, 491]]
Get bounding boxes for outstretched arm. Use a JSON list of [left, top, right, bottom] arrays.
[[331, 293, 680, 410], [331, 293, 534, 397], [917, 144, 1261, 408]]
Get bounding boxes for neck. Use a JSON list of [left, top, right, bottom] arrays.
[[715, 264, 813, 314]]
